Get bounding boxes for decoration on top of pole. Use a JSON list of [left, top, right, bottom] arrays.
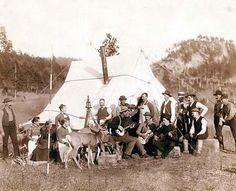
[[84, 96, 92, 128], [98, 33, 119, 85]]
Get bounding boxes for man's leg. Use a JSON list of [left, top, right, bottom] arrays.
[[2, 126, 10, 159], [228, 116, 236, 152], [161, 141, 175, 158], [9, 126, 20, 157], [113, 135, 136, 156], [217, 124, 224, 150]]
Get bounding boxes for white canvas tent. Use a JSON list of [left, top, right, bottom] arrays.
[[38, 52, 166, 129]]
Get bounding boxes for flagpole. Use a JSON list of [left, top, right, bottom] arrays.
[[47, 53, 53, 175]]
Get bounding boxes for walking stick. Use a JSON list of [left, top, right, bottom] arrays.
[[46, 125, 50, 175]]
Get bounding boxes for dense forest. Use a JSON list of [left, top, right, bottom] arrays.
[[0, 31, 75, 94]]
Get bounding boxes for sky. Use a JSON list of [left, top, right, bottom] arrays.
[[1, 0, 236, 63]]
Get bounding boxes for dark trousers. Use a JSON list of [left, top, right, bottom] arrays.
[[2, 122, 20, 158], [154, 139, 175, 158]]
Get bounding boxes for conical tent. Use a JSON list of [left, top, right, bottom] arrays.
[[38, 53, 166, 129]]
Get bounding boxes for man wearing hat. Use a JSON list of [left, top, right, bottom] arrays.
[[160, 90, 176, 124], [0, 97, 20, 159], [213, 90, 224, 149], [136, 112, 157, 155], [189, 108, 208, 155], [108, 106, 148, 159], [186, 93, 208, 133], [220, 94, 236, 152], [153, 113, 177, 159], [55, 104, 70, 129]]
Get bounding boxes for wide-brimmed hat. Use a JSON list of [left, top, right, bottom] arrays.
[[213, 90, 223, 96], [191, 108, 200, 113], [119, 95, 127, 101], [120, 106, 130, 113], [162, 90, 171, 97], [144, 112, 151, 117], [3, 97, 13, 103]]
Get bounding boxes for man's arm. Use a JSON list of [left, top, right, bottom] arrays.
[[189, 121, 195, 136], [170, 100, 176, 123], [0, 110, 4, 136], [224, 103, 236, 121], [196, 102, 208, 117], [136, 123, 144, 137]]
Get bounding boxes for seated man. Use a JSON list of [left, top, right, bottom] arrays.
[[153, 114, 177, 159], [189, 108, 208, 155], [57, 118, 72, 163], [108, 106, 148, 159], [136, 112, 157, 156]]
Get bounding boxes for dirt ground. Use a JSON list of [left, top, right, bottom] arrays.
[[0, 92, 236, 191]]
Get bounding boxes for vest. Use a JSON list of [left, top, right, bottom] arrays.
[[193, 116, 203, 135], [97, 107, 109, 121], [2, 107, 16, 127], [160, 100, 172, 120]]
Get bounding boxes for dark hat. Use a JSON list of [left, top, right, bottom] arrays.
[[3, 97, 13, 103], [162, 90, 171, 97], [178, 91, 186, 97], [59, 104, 66, 110], [45, 119, 52, 126], [161, 113, 171, 121], [120, 106, 129, 113], [187, 93, 196, 97], [222, 93, 228, 99], [144, 112, 152, 117], [119, 95, 127, 101], [213, 90, 223, 96], [191, 108, 200, 113]]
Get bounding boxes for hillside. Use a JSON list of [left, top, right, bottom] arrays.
[[152, 35, 236, 93]]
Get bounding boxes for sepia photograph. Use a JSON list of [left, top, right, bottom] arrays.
[[0, 0, 236, 190]]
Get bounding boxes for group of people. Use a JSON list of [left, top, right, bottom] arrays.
[[0, 89, 235, 165]]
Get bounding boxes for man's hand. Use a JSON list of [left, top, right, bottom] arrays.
[[1, 132, 5, 137]]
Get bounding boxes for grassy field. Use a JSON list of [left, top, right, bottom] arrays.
[[0, 92, 236, 191]]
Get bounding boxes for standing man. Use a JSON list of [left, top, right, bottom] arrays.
[[95, 98, 112, 126], [55, 104, 70, 129], [213, 90, 224, 149], [0, 98, 20, 159], [160, 90, 176, 124], [221, 94, 236, 152], [186, 93, 208, 131]]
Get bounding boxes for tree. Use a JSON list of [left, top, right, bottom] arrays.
[[99, 33, 119, 57], [0, 31, 13, 53]]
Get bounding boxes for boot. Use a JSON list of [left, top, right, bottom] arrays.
[[218, 136, 224, 150], [197, 140, 203, 154], [183, 139, 189, 154]]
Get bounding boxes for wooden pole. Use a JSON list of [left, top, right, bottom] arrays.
[[100, 46, 109, 84], [47, 54, 53, 175], [84, 96, 92, 128], [14, 61, 17, 100]]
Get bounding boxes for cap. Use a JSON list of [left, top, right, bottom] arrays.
[[144, 112, 152, 117], [191, 108, 200, 113]]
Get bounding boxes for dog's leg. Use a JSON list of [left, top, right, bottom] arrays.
[[73, 146, 82, 170], [64, 145, 72, 169]]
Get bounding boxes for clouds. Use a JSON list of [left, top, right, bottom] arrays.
[[1, 0, 236, 62]]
